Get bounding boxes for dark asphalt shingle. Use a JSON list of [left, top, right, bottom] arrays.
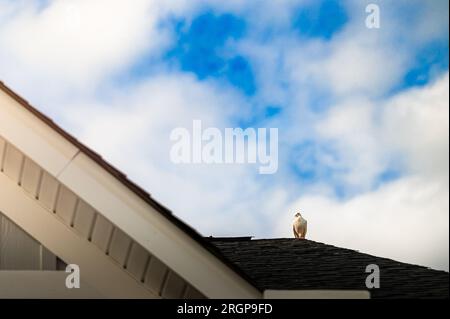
[[210, 238, 449, 299]]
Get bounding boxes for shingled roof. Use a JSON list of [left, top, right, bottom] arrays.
[[209, 238, 449, 299]]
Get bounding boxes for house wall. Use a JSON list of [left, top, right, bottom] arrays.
[[0, 271, 103, 298], [0, 135, 205, 299], [0, 212, 64, 270]]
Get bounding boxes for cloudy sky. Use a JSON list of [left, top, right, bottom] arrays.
[[0, 0, 448, 271]]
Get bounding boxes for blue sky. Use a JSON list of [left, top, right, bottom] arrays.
[[293, 0, 348, 40], [0, 0, 448, 270]]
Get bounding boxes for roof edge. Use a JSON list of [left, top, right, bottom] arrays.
[[0, 80, 262, 293]]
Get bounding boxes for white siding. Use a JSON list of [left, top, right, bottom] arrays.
[[0, 212, 58, 270]]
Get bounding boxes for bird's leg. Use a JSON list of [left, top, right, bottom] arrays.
[[293, 226, 299, 238]]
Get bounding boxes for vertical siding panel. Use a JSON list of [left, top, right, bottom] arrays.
[[184, 286, 206, 299], [0, 136, 6, 170], [37, 172, 60, 210], [3, 144, 24, 183], [144, 257, 168, 295], [0, 214, 40, 270], [40, 246, 57, 270], [54, 185, 78, 226], [161, 271, 186, 299], [72, 200, 96, 239], [56, 257, 68, 270], [0, 213, 59, 270], [182, 286, 191, 299], [180, 283, 189, 299], [21, 158, 42, 197], [108, 228, 132, 266], [126, 242, 150, 280], [91, 214, 114, 253]]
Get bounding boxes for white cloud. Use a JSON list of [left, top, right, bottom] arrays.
[[314, 73, 449, 191], [0, 0, 193, 96], [277, 74, 449, 270], [277, 175, 448, 271], [59, 73, 281, 236], [315, 97, 386, 191], [320, 39, 406, 97], [382, 73, 449, 179]]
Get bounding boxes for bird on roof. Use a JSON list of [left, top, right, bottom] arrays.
[[293, 212, 307, 239]]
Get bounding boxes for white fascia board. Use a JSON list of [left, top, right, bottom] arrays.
[[0, 90, 79, 177]]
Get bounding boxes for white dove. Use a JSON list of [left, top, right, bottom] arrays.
[[293, 212, 307, 239]]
